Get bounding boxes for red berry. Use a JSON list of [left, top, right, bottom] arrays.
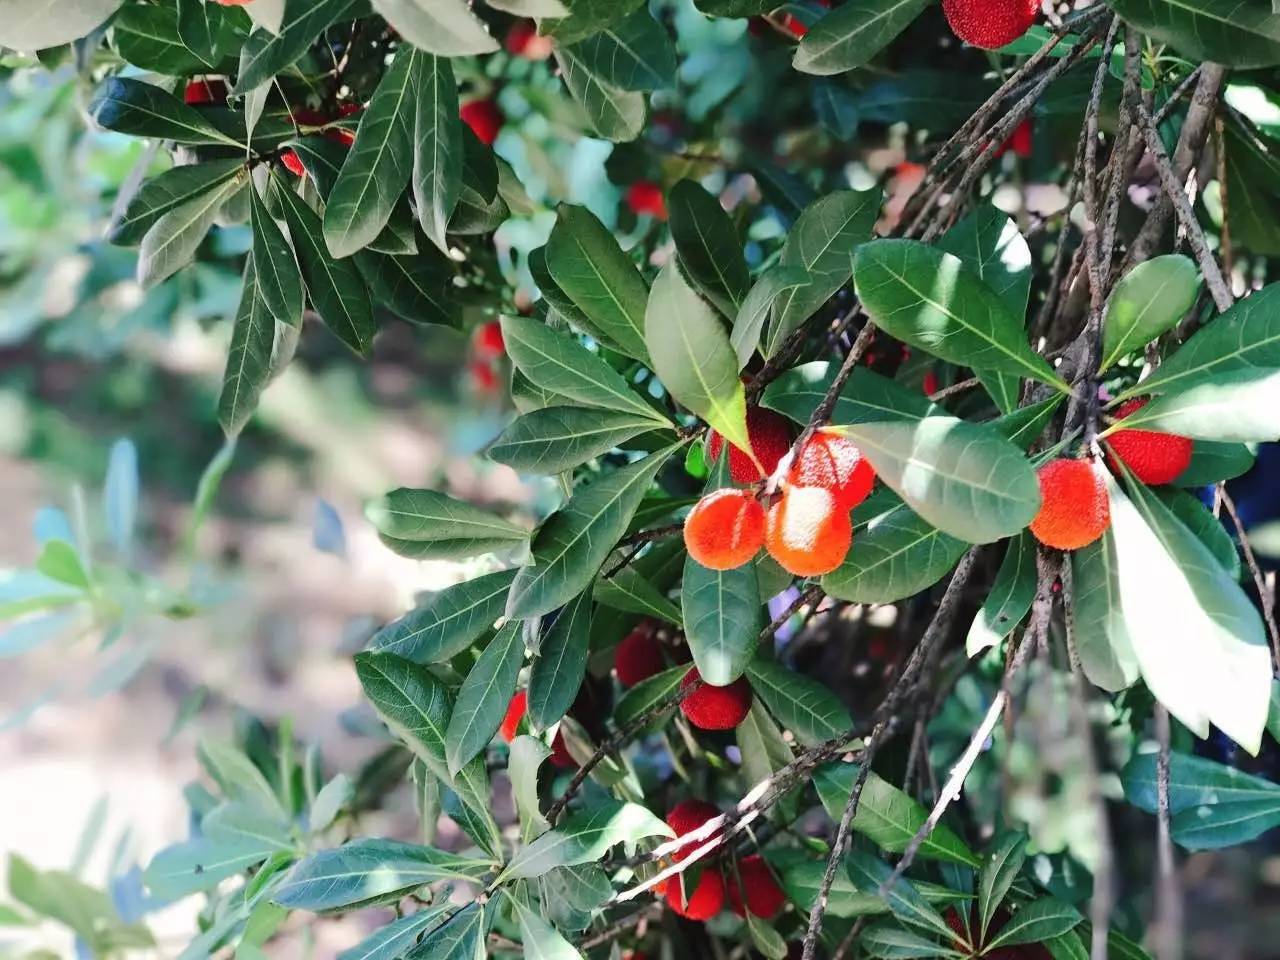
[[995, 118, 1034, 159], [708, 407, 793, 484], [460, 99, 503, 146], [922, 370, 940, 396], [291, 107, 330, 127], [727, 855, 786, 919], [666, 800, 722, 862], [1105, 398, 1193, 485], [500, 690, 527, 743], [615, 624, 665, 687], [666, 868, 725, 920], [473, 320, 505, 359], [1029, 459, 1110, 551], [549, 730, 577, 769], [788, 431, 875, 509], [942, 0, 1039, 49], [626, 180, 667, 220], [505, 20, 553, 60], [470, 360, 499, 392], [684, 489, 766, 571], [184, 78, 227, 105], [765, 486, 853, 577], [680, 669, 752, 731], [281, 150, 307, 177], [327, 103, 361, 146]]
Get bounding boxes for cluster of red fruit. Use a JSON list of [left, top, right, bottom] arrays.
[[657, 800, 785, 921], [615, 624, 754, 731], [943, 0, 1040, 50], [469, 320, 506, 393], [499, 689, 578, 769], [684, 409, 875, 578], [1029, 398, 1194, 551]]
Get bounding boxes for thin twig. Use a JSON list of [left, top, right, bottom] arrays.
[[928, 376, 981, 403], [1220, 490, 1280, 670]]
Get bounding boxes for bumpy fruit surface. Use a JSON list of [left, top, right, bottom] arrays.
[[788, 431, 875, 509], [1029, 459, 1110, 550], [727, 854, 786, 918], [281, 150, 307, 177], [680, 669, 752, 730], [615, 624, 665, 687], [666, 799, 721, 859], [626, 181, 668, 220], [1106, 398, 1193, 485], [708, 407, 793, 483], [549, 730, 576, 769], [765, 486, 853, 576], [666, 868, 725, 920], [500, 690, 528, 742], [684, 489, 766, 571], [460, 98, 503, 145], [942, 0, 1039, 49]]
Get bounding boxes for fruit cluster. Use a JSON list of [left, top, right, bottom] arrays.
[[686, 411, 875, 578], [612, 625, 753, 731]]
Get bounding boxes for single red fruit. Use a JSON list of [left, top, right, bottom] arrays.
[[683, 488, 766, 571], [996, 118, 1034, 159], [765, 486, 853, 577], [460, 98, 504, 146], [922, 370, 940, 396], [942, 0, 1039, 49], [666, 867, 725, 920], [789, 431, 875, 510], [1105, 398, 1193, 485], [291, 107, 330, 127], [473, 320, 505, 359], [666, 798, 722, 857], [680, 669, 752, 731], [727, 854, 786, 919], [626, 180, 668, 221], [1029, 458, 1110, 551], [500, 690, 528, 742], [327, 103, 361, 146], [708, 407, 793, 484], [470, 360, 499, 392], [781, 12, 808, 37], [184, 78, 227, 105], [615, 624, 665, 687], [281, 150, 307, 177], [549, 730, 577, 769]]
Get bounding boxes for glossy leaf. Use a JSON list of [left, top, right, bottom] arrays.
[[403, 902, 486, 960], [823, 502, 967, 604], [366, 489, 527, 544], [110, 159, 246, 246], [335, 905, 454, 960], [499, 798, 672, 881], [218, 257, 275, 437], [489, 407, 663, 474], [412, 52, 463, 253], [1120, 367, 1280, 442], [1175, 441, 1256, 487], [594, 567, 682, 626], [977, 832, 1027, 941], [356, 249, 457, 327], [372, 0, 499, 56], [509, 736, 552, 838], [90, 78, 240, 147], [1099, 255, 1201, 371], [966, 532, 1036, 656], [794, 0, 933, 75], [746, 659, 849, 745], [554, 46, 647, 143], [564, 9, 676, 92], [731, 266, 808, 369], [669, 180, 750, 317], [1106, 0, 1280, 69], [846, 851, 955, 939], [763, 362, 934, 426], [114, 5, 210, 74], [137, 171, 245, 288], [234, 0, 362, 93], [860, 924, 964, 959], [1069, 525, 1141, 692], [369, 569, 517, 663], [681, 547, 761, 687], [250, 188, 304, 328], [528, 587, 593, 730], [614, 663, 686, 726], [983, 899, 1082, 950], [446, 621, 524, 775]]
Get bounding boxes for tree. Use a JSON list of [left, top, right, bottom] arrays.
[[3, 0, 1280, 958]]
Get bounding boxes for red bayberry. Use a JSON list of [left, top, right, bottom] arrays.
[[500, 690, 528, 742], [1105, 398, 1193, 485], [727, 854, 786, 919], [626, 180, 667, 220], [327, 103, 361, 146], [549, 730, 576, 768], [708, 407, 793, 484], [683, 489, 766, 571], [996, 118, 1034, 159], [788, 430, 875, 509], [765, 486, 853, 577], [615, 624, 665, 687], [281, 150, 307, 177], [666, 868, 725, 920], [184, 78, 227, 105], [942, 0, 1039, 49], [506, 20, 553, 60], [666, 799, 721, 854], [1029, 458, 1110, 551], [472, 320, 505, 359], [460, 98, 503, 146], [470, 360, 499, 392], [680, 669, 752, 731]]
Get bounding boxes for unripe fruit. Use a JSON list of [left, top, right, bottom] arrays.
[[727, 854, 786, 919], [942, 0, 1039, 49], [1106, 398, 1193, 485], [1029, 458, 1110, 551], [666, 867, 725, 920], [683, 489, 766, 571], [626, 181, 667, 220], [614, 624, 665, 687], [765, 486, 853, 577], [708, 407, 793, 484], [281, 150, 306, 177], [680, 669, 752, 730], [787, 431, 875, 509], [460, 98, 503, 146], [500, 690, 528, 742]]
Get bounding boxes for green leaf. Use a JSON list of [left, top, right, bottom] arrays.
[[966, 531, 1036, 656], [499, 798, 672, 882], [250, 188, 304, 328], [681, 548, 761, 687], [110, 159, 246, 246], [846, 851, 956, 939], [366, 489, 528, 544], [218, 257, 276, 436], [731, 266, 808, 369], [403, 903, 486, 960], [817, 765, 979, 867], [144, 838, 272, 899], [1120, 282, 1280, 400], [977, 832, 1027, 942], [992, 395, 1064, 450], [0, 0, 122, 50], [234, 0, 362, 93], [1105, 0, 1280, 69], [647, 261, 753, 459], [137, 172, 245, 288], [510, 897, 584, 960], [1069, 525, 1141, 692], [855, 239, 1067, 391], [1154, 487, 1240, 580], [324, 47, 419, 258], [793, 0, 932, 75], [554, 46, 647, 143], [489, 0, 569, 13], [197, 739, 285, 815], [375, 535, 524, 562], [544, 0, 646, 43], [545, 205, 651, 362], [669, 180, 750, 317], [500, 316, 664, 424], [370, 569, 518, 662], [1099, 255, 1201, 371], [1107, 469, 1270, 754], [772, 849, 960, 919], [736, 698, 796, 790], [594, 567, 682, 626], [356, 248, 457, 328], [564, 8, 676, 92], [372, 0, 499, 56], [202, 802, 294, 853], [275, 178, 377, 355], [176, 0, 236, 64], [509, 736, 552, 837], [445, 620, 525, 775], [489, 407, 663, 474], [813, 78, 861, 140], [1122, 749, 1280, 850], [308, 774, 353, 832], [1175, 440, 1256, 487], [336, 905, 454, 960], [860, 923, 964, 959], [832, 417, 1041, 544], [409, 52, 463, 254], [90, 77, 240, 146], [763, 362, 934, 426], [35, 539, 89, 589], [1120, 367, 1280, 442], [614, 663, 686, 725], [823, 502, 967, 603], [746, 659, 849, 745], [507, 445, 681, 619], [984, 898, 1082, 950], [768, 189, 880, 356], [114, 5, 211, 74]]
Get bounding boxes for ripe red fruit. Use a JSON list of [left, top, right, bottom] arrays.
[[472, 320, 505, 359], [788, 431, 875, 509], [727, 854, 786, 919], [469, 360, 499, 392], [626, 180, 667, 220], [549, 730, 577, 769], [500, 690, 528, 742], [505, 20, 553, 60], [281, 150, 307, 177], [765, 486, 853, 577], [942, 0, 1039, 49], [683, 489, 766, 571], [680, 669, 752, 730], [460, 98, 503, 146], [328, 103, 361, 146], [184, 78, 227, 105], [666, 867, 725, 920], [666, 798, 722, 859], [708, 407, 793, 483], [1029, 458, 1110, 551], [1106, 398, 1193, 485], [996, 118, 1034, 159], [615, 624, 665, 687]]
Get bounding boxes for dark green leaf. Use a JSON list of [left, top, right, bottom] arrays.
[[356, 248, 458, 328], [114, 5, 210, 74], [412, 52, 463, 254], [978, 832, 1027, 941], [528, 587, 593, 731], [731, 266, 808, 369], [218, 257, 276, 436], [681, 547, 760, 687], [234, 0, 362, 94], [823, 502, 967, 604], [594, 567, 682, 626], [1175, 440, 1256, 487], [445, 620, 525, 775], [669, 179, 750, 317], [369, 569, 517, 662], [762, 362, 934, 426], [110, 159, 245, 246], [403, 902, 486, 960], [746, 659, 849, 745], [984, 899, 1082, 950], [614, 663, 686, 725], [794, 0, 933, 75], [860, 923, 964, 959], [91, 77, 240, 146], [250, 187, 304, 328], [137, 171, 246, 288], [489, 407, 663, 474], [554, 46, 647, 143], [1106, 0, 1280, 69], [1154, 487, 1240, 580], [846, 851, 956, 939], [564, 8, 676, 91], [1070, 525, 1141, 692], [543, 0, 646, 44], [1099, 255, 1201, 371], [499, 798, 671, 881], [336, 905, 454, 960], [966, 532, 1036, 656]]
